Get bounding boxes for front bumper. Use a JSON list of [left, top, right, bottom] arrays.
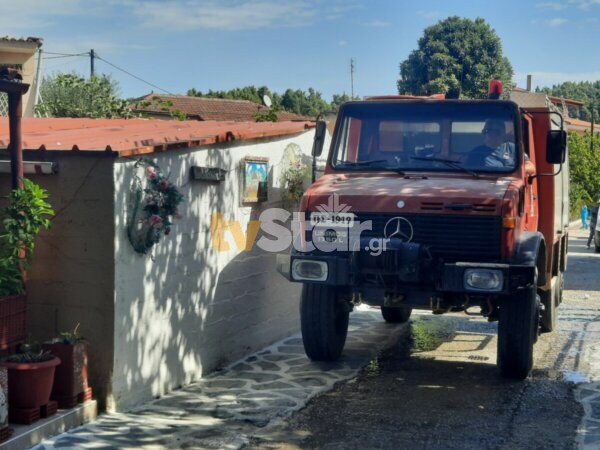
[[284, 251, 535, 295]]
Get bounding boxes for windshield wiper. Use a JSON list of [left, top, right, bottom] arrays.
[[337, 160, 405, 175], [338, 159, 389, 166], [410, 156, 479, 178]]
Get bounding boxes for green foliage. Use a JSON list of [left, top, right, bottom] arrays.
[[255, 107, 279, 122], [133, 96, 188, 121], [539, 81, 600, 122], [187, 85, 281, 107], [411, 316, 457, 352], [0, 178, 54, 296], [36, 73, 136, 118], [187, 84, 350, 117], [567, 131, 600, 218], [281, 87, 331, 116], [56, 323, 84, 344], [5, 342, 54, 363], [397, 16, 513, 99], [281, 160, 310, 204]]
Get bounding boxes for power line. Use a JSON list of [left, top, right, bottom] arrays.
[[43, 51, 89, 57], [43, 54, 88, 60], [43, 56, 88, 72], [95, 54, 173, 95]]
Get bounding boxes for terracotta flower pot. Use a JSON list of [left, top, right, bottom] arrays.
[[2, 357, 60, 409], [42, 342, 89, 407]]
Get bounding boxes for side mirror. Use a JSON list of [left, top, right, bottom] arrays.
[[546, 129, 567, 164], [311, 120, 327, 157]]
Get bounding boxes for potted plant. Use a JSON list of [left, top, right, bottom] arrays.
[[43, 324, 92, 408], [0, 366, 10, 442], [1, 343, 60, 423], [0, 178, 53, 350], [281, 160, 309, 209]]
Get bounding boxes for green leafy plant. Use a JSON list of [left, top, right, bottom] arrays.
[[255, 107, 279, 122], [281, 160, 309, 204], [46, 323, 85, 345], [36, 73, 136, 119], [4, 342, 55, 363], [60, 323, 84, 344], [0, 178, 54, 296]]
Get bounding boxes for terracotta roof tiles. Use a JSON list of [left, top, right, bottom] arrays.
[[131, 93, 313, 122], [0, 117, 314, 157]]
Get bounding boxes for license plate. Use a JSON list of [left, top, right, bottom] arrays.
[[310, 212, 355, 228]]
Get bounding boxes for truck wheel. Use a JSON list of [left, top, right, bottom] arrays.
[[555, 271, 564, 305], [301, 284, 350, 361], [381, 307, 412, 323], [540, 272, 562, 333], [497, 284, 539, 379]]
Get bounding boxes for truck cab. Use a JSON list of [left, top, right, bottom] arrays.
[[287, 91, 568, 379]]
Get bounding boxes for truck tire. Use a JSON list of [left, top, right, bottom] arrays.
[[497, 284, 539, 379], [381, 307, 412, 323], [301, 283, 349, 361], [556, 271, 564, 305], [540, 273, 563, 333]]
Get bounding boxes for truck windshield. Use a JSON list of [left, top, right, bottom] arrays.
[[331, 101, 519, 174]]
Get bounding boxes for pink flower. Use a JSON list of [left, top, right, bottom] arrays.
[[159, 179, 169, 190], [148, 214, 163, 229]]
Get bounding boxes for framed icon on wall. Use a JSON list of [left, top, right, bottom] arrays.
[[242, 156, 269, 203]]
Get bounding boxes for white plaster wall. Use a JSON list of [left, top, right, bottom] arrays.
[[111, 130, 318, 410], [0, 48, 38, 117]]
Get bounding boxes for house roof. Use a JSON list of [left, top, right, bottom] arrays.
[[565, 116, 597, 134], [0, 117, 314, 157], [0, 36, 43, 52], [512, 87, 584, 107], [131, 93, 313, 122]]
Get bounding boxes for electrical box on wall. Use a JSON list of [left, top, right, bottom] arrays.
[[190, 166, 227, 182]]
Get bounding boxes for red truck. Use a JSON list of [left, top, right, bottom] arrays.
[[287, 83, 569, 379]]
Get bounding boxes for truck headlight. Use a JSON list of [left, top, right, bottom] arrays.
[[464, 269, 503, 292], [291, 260, 328, 281]]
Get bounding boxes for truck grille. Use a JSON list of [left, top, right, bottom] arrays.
[[308, 213, 502, 262]]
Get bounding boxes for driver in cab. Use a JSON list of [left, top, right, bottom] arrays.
[[465, 119, 516, 168]]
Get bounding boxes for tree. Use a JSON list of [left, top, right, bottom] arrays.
[[568, 131, 600, 218], [397, 16, 513, 99], [539, 81, 600, 122], [36, 73, 135, 118], [187, 85, 282, 108], [187, 85, 334, 117]]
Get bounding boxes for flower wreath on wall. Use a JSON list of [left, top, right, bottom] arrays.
[[127, 158, 184, 254]]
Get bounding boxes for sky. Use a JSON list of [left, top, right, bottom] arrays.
[[2, 0, 599, 102]]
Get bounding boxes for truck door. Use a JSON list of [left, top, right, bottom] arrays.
[[522, 115, 539, 231]]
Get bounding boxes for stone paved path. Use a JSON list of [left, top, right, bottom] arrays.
[[32, 306, 405, 449]]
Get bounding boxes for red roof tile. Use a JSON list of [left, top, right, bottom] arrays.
[[131, 93, 313, 122], [0, 117, 314, 157]]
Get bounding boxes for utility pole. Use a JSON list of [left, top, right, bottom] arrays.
[[350, 58, 355, 99], [90, 49, 95, 78]]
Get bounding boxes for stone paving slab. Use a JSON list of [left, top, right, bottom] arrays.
[[32, 306, 405, 450]]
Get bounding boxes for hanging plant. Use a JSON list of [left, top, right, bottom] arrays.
[[127, 159, 184, 254]]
